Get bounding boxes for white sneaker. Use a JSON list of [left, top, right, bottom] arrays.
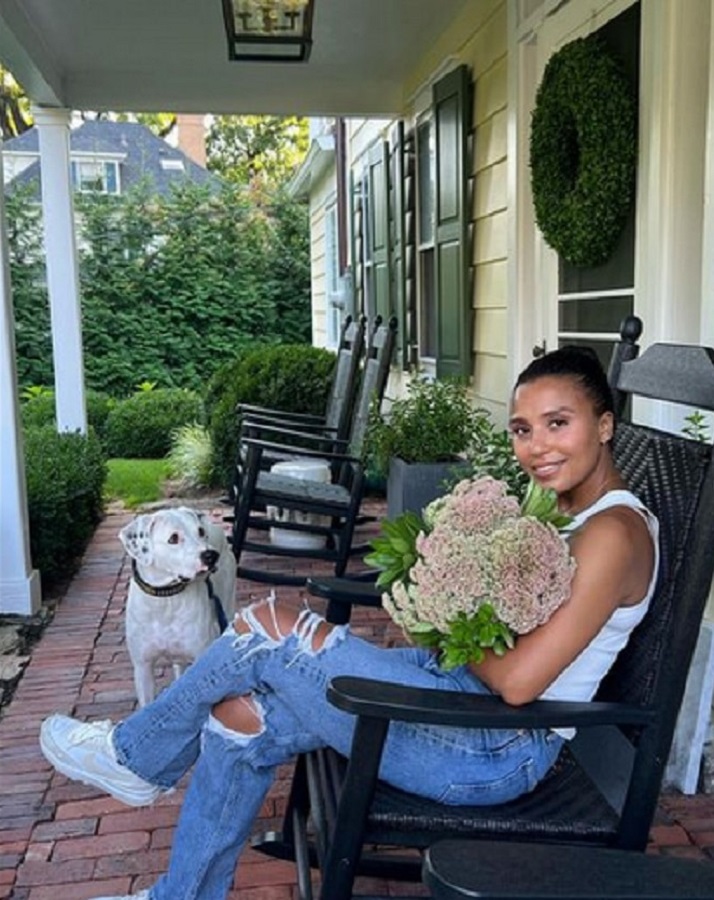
[[40, 715, 160, 807]]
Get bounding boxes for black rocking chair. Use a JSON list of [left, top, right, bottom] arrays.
[[230, 316, 397, 586], [252, 322, 714, 900]]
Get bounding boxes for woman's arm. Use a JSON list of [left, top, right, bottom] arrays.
[[472, 506, 655, 705]]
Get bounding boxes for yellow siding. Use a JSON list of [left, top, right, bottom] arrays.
[[473, 163, 508, 220], [474, 260, 508, 307], [474, 108, 507, 173], [473, 307, 507, 356], [473, 352, 510, 428], [474, 210, 508, 265], [308, 168, 336, 348], [459, 4, 509, 415]]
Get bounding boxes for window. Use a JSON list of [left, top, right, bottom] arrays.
[[556, 3, 640, 371], [71, 159, 120, 194], [160, 158, 185, 172], [348, 65, 472, 375], [416, 114, 437, 358]]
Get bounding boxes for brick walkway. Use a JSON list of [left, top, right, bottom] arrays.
[[1, 500, 712, 899]]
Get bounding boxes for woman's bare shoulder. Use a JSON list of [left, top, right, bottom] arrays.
[[570, 504, 654, 605]]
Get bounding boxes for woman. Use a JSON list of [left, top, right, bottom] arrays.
[[39, 346, 658, 900]]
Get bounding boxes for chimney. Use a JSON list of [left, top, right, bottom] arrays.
[[176, 113, 207, 168]]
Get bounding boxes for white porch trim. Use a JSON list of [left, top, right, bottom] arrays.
[[0, 144, 41, 615], [32, 106, 87, 434]]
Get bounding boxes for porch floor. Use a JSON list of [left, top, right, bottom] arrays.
[[1, 498, 712, 900]]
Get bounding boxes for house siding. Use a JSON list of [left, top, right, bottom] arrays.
[[461, 4, 509, 425], [307, 168, 334, 348]]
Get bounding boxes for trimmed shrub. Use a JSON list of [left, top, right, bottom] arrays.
[[24, 426, 107, 586], [104, 388, 203, 458], [21, 389, 115, 448], [207, 343, 335, 490], [20, 392, 56, 430]]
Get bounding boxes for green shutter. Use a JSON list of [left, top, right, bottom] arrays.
[[433, 64, 473, 378], [367, 140, 391, 323]]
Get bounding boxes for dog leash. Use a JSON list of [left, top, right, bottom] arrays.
[[206, 576, 229, 632]]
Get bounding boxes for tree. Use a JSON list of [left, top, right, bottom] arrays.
[[206, 115, 309, 189], [0, 66, 32, 139], [8, 179, 311, 396]]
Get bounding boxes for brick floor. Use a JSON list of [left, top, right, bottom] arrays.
[[1, 499, 712, 899]]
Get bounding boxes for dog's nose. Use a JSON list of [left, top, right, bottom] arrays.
[[201, 549, 220, 571]]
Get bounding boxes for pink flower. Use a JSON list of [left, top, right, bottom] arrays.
[[382, 475, 576, 658]]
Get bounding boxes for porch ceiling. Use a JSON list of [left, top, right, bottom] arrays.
[[0, 0, 472, 117]]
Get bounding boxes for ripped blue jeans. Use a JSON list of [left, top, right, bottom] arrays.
[[112, 599, 563, 900]]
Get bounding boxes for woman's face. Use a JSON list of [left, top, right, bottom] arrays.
[[509, 375, 614, 499]]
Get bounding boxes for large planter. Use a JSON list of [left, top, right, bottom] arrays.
[[387, 457, 470, 519]]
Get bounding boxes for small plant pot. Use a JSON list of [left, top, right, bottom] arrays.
[[387, 457, 470, 519]]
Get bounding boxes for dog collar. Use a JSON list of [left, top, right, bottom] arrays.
[[131, 559, 191, 597]]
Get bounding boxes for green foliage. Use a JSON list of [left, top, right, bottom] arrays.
[[19, 392, 56, 430], [167, 423, 214, 490], [682, 410, 712, 444], [530, 35, 637, 267], [1, 65, 32, 139], [8, 179, 312, 397], [365, 511, 423, 588], [207, 115, 309, 189], [206, 343, 336, 490], [104, 458, 172, 508], [23, 426, 106, 585], [104, 388, 203, 458], [5, 184, 53, 388], [366, 376, 487, 474], [466, 420, 530, 502], [21, 385, 52, 400], [413, 607, 516, 669], [20, 389, 115, 447]]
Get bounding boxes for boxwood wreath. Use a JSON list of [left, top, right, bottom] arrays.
[[530, 35, 637, 268]]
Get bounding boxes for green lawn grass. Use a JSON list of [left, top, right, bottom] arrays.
[[104, 458, 171, 508]]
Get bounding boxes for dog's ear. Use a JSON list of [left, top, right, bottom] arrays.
[[119, 515, 155, 565]]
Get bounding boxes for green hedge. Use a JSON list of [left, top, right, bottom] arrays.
[[21, 390, 115, 448], [104, 389, 203, 458], [207, 343, 336, 490], [24, 426, 107, 586]]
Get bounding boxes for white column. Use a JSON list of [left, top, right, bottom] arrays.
[[32, 106, 86, 434], [0, 141, 42, 615]]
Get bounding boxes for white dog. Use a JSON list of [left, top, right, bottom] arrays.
[[119, 506, 236, 706]]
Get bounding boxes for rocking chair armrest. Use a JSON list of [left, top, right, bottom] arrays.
[[307, 575, 383, 625], [242, 435, 360, 466], [307, 575, 382, 606], [327, 676, 656, 730]]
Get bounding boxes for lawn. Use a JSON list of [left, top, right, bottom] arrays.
[[104, 458, 171, 508]]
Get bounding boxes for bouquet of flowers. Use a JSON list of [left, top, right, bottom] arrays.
[[365, 476, 576, 669]]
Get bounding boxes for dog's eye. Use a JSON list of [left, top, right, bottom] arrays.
[[168, 533, 180, 545], [198, 527, 206, 538]]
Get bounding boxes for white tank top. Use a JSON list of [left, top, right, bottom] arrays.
[[539, 490, 660, 737]]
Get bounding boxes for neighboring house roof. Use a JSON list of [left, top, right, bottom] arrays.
[[288, 133, 335, 199], [3, 119, 220, 196]]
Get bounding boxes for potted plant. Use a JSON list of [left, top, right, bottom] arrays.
[[366, 376, 486, 518]]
